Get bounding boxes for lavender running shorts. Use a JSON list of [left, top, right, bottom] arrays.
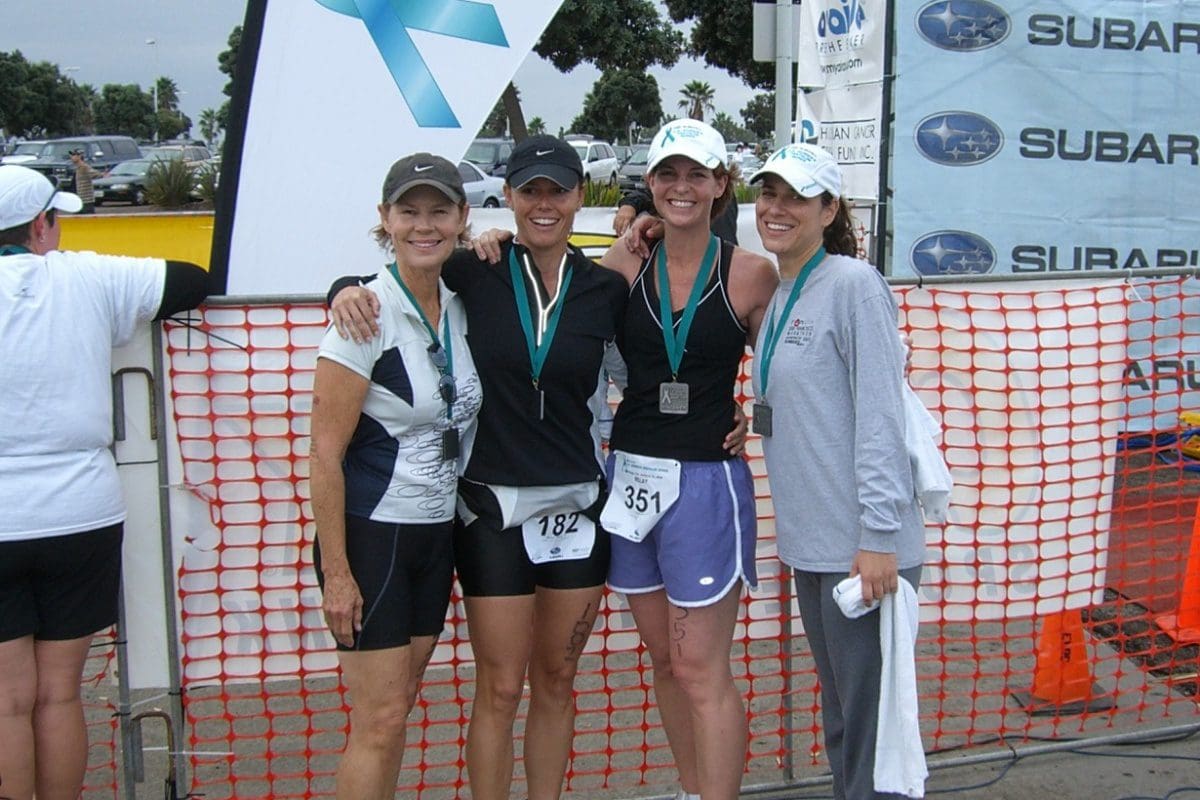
[[606, 454, 758, 607]]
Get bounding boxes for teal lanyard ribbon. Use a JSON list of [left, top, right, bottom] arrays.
[[387, 262, 453, 376], [657, 234, 719, 380], [508, 247, 574, 389], [0, 245, 31, 256], [757, 246, 826, 400]]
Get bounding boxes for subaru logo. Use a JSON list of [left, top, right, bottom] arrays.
[[915, 0, 1010, 51], [910, 231, 996, 276], [914, 112, 1003, 165]]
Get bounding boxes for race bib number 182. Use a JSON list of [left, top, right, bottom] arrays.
[[521, 510, 596, 564]]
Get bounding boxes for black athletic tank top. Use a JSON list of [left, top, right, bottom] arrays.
[[610, 239, 746, 461]]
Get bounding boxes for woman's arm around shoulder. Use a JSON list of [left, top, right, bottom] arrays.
[[728, 248, 779, 346], [598, 236, 641, 287]]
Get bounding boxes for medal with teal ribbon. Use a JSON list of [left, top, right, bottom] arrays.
[[0, 245, 31, 256], [656, 234, 719, 415], [753, 246, 826, 436], [387, 262, 459, 459], [509, 246, 573, 421]]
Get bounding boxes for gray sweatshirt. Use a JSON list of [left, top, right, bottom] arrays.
[[752, 253, 925, 572]]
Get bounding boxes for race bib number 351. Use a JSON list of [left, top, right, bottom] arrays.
[[600, 451, 682, 543]]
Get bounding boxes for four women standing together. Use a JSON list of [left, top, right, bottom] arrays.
[[317, 125, 922, 800]]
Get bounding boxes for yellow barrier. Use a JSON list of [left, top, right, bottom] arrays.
[[59, 211, 216, 270], [56, 212, 618, 277]]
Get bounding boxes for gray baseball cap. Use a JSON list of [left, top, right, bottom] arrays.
[[382, 153, 464, 205]]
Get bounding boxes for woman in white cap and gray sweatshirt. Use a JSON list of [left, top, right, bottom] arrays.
[[749, 145, 925, 800], [0, 164, 207, 800]]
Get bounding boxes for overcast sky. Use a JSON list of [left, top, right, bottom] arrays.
[[1, 1, 760, 141]]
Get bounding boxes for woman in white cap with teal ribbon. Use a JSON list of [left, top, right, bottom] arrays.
[[598, 118, 778, 800], [749, 144, 925, 799]]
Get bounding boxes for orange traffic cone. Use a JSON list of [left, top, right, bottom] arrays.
[[1012, 608, 1114, 716], [1154, 496, 1200, 643]]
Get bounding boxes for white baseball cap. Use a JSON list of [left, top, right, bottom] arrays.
[[750, 144, 843, 198], [646, 119, 727, 173], [0, 165, 83, 230]]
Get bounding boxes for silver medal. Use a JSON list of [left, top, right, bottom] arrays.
[[752, 403, 773, 437], [659, 381, 689, 415]]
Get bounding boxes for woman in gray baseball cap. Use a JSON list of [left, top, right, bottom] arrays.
[[309, 153, 482, 799], [326, 136, 635, 800], [0, 164, 207, 800]]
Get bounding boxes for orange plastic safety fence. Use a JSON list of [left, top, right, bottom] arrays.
[[157, 277, 1200, 800], [82, 631, 119, 799]]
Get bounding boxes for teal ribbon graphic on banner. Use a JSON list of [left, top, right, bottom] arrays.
[[315, 0, 509, 128]]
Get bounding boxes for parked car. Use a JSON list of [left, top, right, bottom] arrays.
[[457, 161, 506, 208], [26, 135, 142, 192], [1, 140, 47, 165], [616, 144, 650, 193], [92, 159, 154, 206], [566, 136, 620, 184], [464, 137, 514, 177], [143, 143, 213, 168]]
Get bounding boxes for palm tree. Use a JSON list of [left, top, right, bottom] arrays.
[[199, 108, 220, 146], [527, 116, 547, 136], [155, 76, 180, 111], [677, 80, 715, 122]]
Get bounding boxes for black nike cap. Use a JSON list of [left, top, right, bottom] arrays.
[[504, 135, 583, 190]]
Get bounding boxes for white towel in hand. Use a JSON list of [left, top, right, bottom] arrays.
[[832, 576, 927, 798], [833, 574, 879, 618], [875, 578, 927, 798]]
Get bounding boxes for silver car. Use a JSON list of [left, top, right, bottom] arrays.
[[458, 161, 506, 208], [1, 141, 47, 165]]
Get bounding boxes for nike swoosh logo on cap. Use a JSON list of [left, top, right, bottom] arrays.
[[535, 149, 555, 156], [414, 164, 434, 172]]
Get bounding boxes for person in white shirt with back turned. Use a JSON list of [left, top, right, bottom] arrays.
[[0, 164, 208, 800]]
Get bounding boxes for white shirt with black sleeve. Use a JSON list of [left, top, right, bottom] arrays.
[[317, 267, 482, 524]]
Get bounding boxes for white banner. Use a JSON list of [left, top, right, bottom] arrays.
[[796, 82, 883, 200], [795, 0, 886, 88], [220, 0, 563, 296]]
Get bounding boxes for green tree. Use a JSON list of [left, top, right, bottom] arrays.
[[157, 109, 192, 141], [155, 76, 180, 111], [496, 0, 683, 141], [527, 116, 547, 136], [477, 85, 520, 138], [216, 25, 242, 131], [741, 93, 775, 140], [677, 80, 715, 121], [0, 52, 91, 137], [711, 111, 750, 145], [199, 108, 221, 146], [93, 84, 155, 140], [570, 69, 663, 144], [536, 0, 682, 73], [664, 0, 774, 89], [149, 76, 190, 140], [76, 84, 98, 134]]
